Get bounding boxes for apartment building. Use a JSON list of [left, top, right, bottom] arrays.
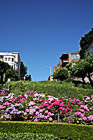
[[59, 51, 80, 68], [0, 52, 21, 76]]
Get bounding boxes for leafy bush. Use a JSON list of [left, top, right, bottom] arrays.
[[0, 122, 93, 140], [3, 81, 93, 98], [0, 132, 60, 140], [53, 68, 69, 81]]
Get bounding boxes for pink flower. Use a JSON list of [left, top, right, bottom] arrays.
[[66, 113, 69, 116], [60, 102, 64, 107], [82, 117, 87, 121], [55, 110, 58, 113], [85, 100, 89, 103], [53, 100, 60, 106], [69, 98, 72, 101], [81, 113, 84, 117], [29, 111, 33, 115], [25, 109, 29, 112], [3, 102, 11, 106], [77, 102, 83, 105], [84, 105, 89, 111], [49, 117, 53, 121], [88, 115, 93, 121], [34, 93, 38, 97], [47, 106, 51, 110], [78, 118, 82, 121], [75, 112, 81, 115], [34, 118, 39, 122], [66, 107, 72, 111], [45, 110, 48, 114], [86, 97, 90, 100], [39, 109, 43, 113], [71, 101, 75, 105], [80, 109, 85, 113], [19, 95, 23, 98], [28, 101, 35, 106], [24, 112, 27, 116], [80, 105, 85, 108], [89, 107, 93, 111], [36, 111, 39, 115]]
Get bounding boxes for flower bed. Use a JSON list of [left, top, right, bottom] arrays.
[[0, 88, 93, 125]]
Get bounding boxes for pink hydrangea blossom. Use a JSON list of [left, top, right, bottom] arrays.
[[24, 112, 27, 116], [82, 117, 87, 121], [75, 112, 81, 115], [34, 118, 39, 122], [66, 113, 69, 116], [36, 111, 39, 115], [80, 109, 85, 112], [78, 118, 82, 121], [77, 102, 83, 105], [49, 117, 53, 121], [81, 113, 84, 117], [45, 110, 48, 114], [88, 115, 93, 121], [89, 107, 93, 111]]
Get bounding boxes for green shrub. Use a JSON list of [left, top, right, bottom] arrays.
[[0, 122, 93, 140], [0, 132, 60, 140], [53, 68, 69, 81], [3, 81, 93, 98]]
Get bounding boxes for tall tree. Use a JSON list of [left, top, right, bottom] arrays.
[[80, 28, 93, 58], [20, 61, 27, 80]]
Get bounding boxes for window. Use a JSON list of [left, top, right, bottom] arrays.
[[5, 57, 7, 61], [71, 54, 80, 60], [12, 58, 14, 62], [8, 57, 11, 61]]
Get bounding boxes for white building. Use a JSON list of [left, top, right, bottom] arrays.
[[0, 52, 21, 76]]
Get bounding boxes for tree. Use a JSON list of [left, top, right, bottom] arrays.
[[0, 61, 10, 84], [84, 53, 93, 84], [20, 61, 27, 80], [6, 67, 20, 81], [70, 53, 93, 84], [53, 68, 68, 81], [70, 60, 86, 83], [80, 28, 93, 58], [0, 61, 19, 84], [66, 62, 77, 70], [25, 75, 32, 81]]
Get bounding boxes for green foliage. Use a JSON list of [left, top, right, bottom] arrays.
[[0, 122, 93, 140], [3, 81, 93, 98], [0, 132, 60, 140], [25, 74, 32, 81], [53, 68, 69, 81], [20, 61, 27, 80], [66, 62, 74, 70], [0, 61, 19, 84], [6, 67, 20, 81], [70, 53, 93, 84], [80, 28, 93, 58]]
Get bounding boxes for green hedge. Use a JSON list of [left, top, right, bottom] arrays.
[[3, 81, 93, 98], [0, 132, 61, 140], [0, 122, 93, 140]]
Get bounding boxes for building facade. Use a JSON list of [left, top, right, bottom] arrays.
[[59, 51, 80, 68], [0, 52, 21, 76]]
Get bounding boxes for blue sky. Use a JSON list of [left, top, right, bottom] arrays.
[[0, 0, 93, 81]]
